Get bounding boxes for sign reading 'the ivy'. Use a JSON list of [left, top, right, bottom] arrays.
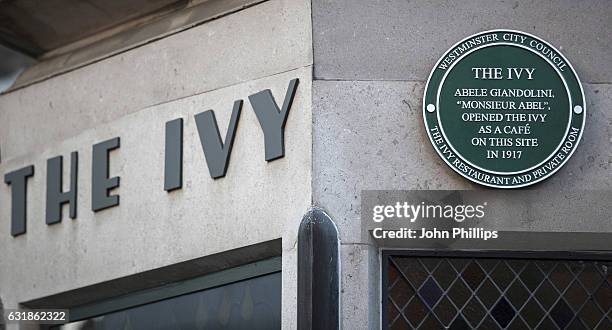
[[423, 30, 585, 188]]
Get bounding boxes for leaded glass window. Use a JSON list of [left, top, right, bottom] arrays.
[[384, 253, 611, 329]]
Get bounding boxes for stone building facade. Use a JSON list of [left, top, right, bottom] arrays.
[[0, 1, 610, 329]]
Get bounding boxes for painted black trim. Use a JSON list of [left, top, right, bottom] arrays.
[[381, 251, 391, 330], [0, 296, 4, 330], [298, 208, 340, 330], [67, 257, 281, 322], [381, 249, 612, 261]]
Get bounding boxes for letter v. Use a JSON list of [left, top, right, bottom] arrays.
[[195, 100, 242, 179]]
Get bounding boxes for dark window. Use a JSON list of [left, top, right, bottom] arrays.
[[384, 253, 611, 329], [52, 260, 281, 330]]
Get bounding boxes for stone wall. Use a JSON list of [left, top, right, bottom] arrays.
[[0, 1, 313, 329], [311, 1, 612, 328]]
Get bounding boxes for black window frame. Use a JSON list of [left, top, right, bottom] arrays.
[[52, 256, 281, 327]]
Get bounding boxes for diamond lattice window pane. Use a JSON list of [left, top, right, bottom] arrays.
[[386, 256, 611, 329]]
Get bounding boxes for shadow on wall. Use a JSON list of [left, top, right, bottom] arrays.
[[0, 44, 35, 93]]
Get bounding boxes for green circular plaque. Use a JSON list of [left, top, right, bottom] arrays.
[[423, 30, 585, 188]]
